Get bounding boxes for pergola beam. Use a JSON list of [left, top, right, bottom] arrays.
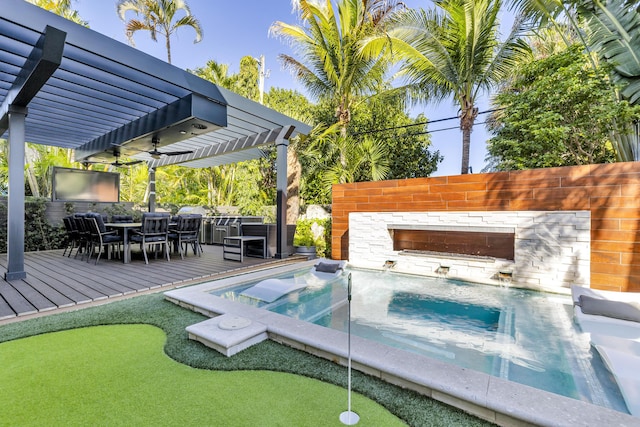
[[147, 127, 282, 168], [0, 25, 66, 132], [74, 93, 227, 161]]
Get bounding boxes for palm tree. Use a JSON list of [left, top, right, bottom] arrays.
[[300, 129, 390, 195], [270, 0, 402, 136], [116, 0, 203, 64], [27, 0, 87, 25], [190, 60, 232, 87], [270, 0, 401, 202], [362, 0, 531, 174]]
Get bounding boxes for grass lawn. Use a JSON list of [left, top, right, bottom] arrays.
[[0, 293, 494, 426], [0, 324, 403, 426]]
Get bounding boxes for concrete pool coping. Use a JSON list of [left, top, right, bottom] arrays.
[[164, 261, 637, 427]]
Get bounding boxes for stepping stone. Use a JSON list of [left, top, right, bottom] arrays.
[[186, 314, 268, 357]]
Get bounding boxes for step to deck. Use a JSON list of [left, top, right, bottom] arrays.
[[186, 314, 268, 357]]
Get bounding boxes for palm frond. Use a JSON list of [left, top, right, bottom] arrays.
[[507, 0, 565, 26], [578, 0, 640, 104], [270, 0, 391, 125]]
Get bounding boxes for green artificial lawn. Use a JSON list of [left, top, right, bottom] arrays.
[[0, 293, 495, 427], [0, 324, 403, 426]]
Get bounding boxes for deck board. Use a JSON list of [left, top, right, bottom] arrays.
[[4, 279, 57, 312], [18, 274, 75, 308], [22, 258, 108, 301], [0, 295, 16, 320], [46, 252, 157, 291], [0, 245, 305, 321], [0, 281, 37, 316], [33, 253, 142, 295]]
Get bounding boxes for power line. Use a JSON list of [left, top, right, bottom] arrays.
[[409, 121, 488, 136], [350, 108, 502, 136]]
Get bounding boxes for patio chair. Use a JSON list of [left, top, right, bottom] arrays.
[[130, 212, 171, 264], [110, 214, 134, 223], [62, 216, 79, 257], [85, 213, 123, 265], [72, 213, 91, 260], [169, 214, 203, 259]]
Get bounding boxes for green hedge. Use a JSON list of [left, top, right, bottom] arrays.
[[0, 197, 66, 253]]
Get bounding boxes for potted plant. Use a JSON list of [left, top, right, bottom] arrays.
[[294, 219, 318, 259]]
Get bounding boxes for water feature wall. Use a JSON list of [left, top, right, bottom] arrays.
[[331, 162, 640, 292], [392, 227, 515, 259], [348, 211, 590, 293]]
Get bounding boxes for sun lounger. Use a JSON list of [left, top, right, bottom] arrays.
[[590, 334, 640, 356], [309, 260, 346, 281], [570, 285, 640, 416], [570, 286, 640, 340], [592, 345, 640, 416], [240, 260, 346, 303], [240, 278, 308, 303]]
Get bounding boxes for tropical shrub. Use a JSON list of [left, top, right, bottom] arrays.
[[294, 217, 331, 258]]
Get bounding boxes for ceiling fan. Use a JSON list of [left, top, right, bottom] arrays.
[[147, 136, 194, 159], [81, 150, 143, 168], [111, 153, 144, 167]]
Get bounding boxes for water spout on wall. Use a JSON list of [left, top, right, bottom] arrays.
[[383, 260, 397, 271], [436, 265, 450, 279], [498, 270, 513, 287]]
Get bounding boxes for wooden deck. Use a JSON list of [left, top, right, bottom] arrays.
[[0, 245, 304, 323]]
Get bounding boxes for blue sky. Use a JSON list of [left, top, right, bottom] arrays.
[[72, 0, 509, 177]]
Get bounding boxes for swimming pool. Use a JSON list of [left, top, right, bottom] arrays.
[[211, 266, 628, 413]]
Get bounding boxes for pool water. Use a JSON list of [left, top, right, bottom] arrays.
[[211, 267, 627, 413]]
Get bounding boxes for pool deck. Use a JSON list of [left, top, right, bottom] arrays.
[[0, 246, 304, 323], [165, 261, 639, 427]]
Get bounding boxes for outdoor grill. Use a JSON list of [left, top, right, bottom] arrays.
[[201, 216, 263, 245], [176, 206, 208, 216]]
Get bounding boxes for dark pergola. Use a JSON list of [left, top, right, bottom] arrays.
[[0, 1, 311, 280]]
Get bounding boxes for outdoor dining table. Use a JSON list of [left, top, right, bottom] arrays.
[[104, 222, 141, 264]]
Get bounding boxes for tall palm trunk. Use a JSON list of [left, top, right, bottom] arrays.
[[338, 101, 350, 171], [286, 146, 301, 225], [207, 169, 214, 207], [26, 165, 40, 197], [165, 33, 172, 64], [25, 145, 40, 197], [459, 100, 478, 174]]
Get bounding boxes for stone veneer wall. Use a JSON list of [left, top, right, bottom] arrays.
[[331, 162, 640, 292], [349, 211, 590, 292]]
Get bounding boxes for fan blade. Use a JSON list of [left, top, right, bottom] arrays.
[[148, 136, 193, 157], [162, 150, 194, 156], [111, 159, 143, 168], [123, 159, 144, 166]]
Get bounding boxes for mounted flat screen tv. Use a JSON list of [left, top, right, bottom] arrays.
[[51, 167, 120, 202]]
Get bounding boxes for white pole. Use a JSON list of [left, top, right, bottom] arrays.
[[340, 273, 359, 425], [258, 54, 265, 105]]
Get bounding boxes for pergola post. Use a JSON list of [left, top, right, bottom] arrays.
[[275, 126, 294, 259], [5, 106, 28, 281], [148, 166, 156, 212], [0, 25, 65, 281]]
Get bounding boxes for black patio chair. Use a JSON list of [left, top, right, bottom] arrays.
[[72, 213, 91, 260], [110, 214, 134, 223], [62, 216, 80, 257], [169, 214, 203, 259], [85, 213, 123, 265], [130, 213, 171, 264]]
